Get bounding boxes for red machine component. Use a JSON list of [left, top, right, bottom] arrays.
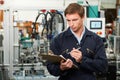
[[40, 9, 46, 13], [50, 9, 56, 13]]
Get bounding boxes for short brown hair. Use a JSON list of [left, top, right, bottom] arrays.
[[64, 3, 85, 18]]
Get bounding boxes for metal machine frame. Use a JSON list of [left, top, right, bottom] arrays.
[[2, 7, 62, 80]]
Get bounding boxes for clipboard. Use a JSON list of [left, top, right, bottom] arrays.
[[39, 54, 66, 63], [39, 54, 78, 69]]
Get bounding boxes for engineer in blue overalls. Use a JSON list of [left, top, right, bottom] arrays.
[[46, 3, 108, 80]]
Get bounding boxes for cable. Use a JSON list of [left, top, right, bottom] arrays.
[[33, 10, 65, 40], [50, 10, 65, 35], [44, 11, 52, 36], [56, 10, 65, 31], [32, 12, 46, 39]]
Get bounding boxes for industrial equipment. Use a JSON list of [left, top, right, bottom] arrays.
[[1, 0, 108, 79], [115, 22, 120, 36], [86, 18, 105, 38], [2, 8, 65, 80], [0, 30, 10, 80], [114, 36, 120, 74]]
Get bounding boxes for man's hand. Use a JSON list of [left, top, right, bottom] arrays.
[[70, 48, 82, 62], [60, 59, 73, 71]]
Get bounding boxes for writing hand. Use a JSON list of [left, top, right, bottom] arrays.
[[70, 48, 82, 62]]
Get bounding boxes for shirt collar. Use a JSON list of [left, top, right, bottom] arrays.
[[70, 27, 85, 44]]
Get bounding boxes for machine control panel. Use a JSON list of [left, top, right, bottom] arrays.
[[86, 18, 105, 38]]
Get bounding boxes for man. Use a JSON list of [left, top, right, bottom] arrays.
[[46, 3, 108, 80]]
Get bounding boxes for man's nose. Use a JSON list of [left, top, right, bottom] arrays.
[[69, 21, 74, 26]]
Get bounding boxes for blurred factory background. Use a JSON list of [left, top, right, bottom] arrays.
[[0, 0, 120, 80]]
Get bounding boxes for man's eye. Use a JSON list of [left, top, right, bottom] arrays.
[[66, 19, 78, 22], [67, 20, 70, 22], [73, 19, 78, 21]]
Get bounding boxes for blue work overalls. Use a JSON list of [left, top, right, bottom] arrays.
[[47, 27, 108, 80]]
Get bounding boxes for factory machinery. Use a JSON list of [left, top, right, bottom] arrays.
[[0, 1, 119, 80], [107, 27, 120, 80], [0, 3, 109, 80], [0, 8, 65, 80], [14, 9, 65, 80]]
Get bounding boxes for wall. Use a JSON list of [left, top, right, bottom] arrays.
[[3, 0, 77, 9], [2, 0, 101, 9], [0, 0, 116, 10]]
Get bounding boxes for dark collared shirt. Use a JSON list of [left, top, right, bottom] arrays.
[[47, 27, 108, 80]]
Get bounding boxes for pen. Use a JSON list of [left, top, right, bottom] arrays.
[[76, 47, 81, 50], [67, 47, 81, 54]]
